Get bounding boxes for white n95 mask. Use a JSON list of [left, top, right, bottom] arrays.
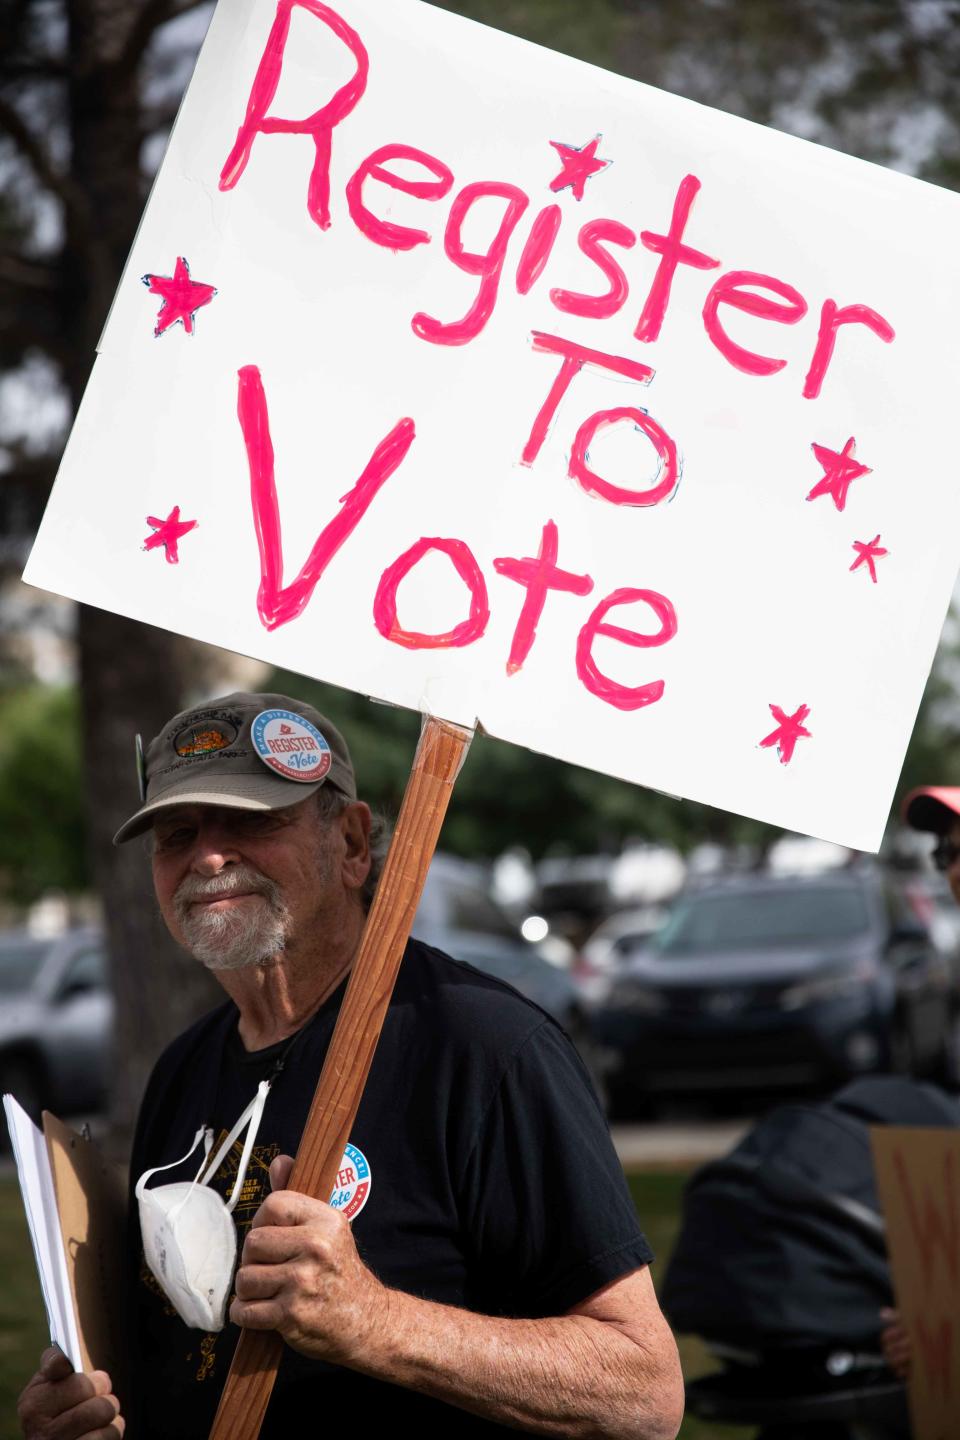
[[136, 1079, 271, 1331]]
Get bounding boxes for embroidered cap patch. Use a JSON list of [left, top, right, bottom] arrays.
[[174, 719, 238, 757], [251, 708, 332, 783]]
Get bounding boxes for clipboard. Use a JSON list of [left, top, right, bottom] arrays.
[[41, 1112, 126, 1387], [4, 1094, 126, 1390]]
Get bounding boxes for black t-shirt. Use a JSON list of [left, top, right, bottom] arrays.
[[127, 940, 653, 1437]]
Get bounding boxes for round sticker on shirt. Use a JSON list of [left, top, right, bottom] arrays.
[[251, 709, 332, 783], [328, 1142, 371, 1221]]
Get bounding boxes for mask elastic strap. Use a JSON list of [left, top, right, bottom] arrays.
[[199, 1079, 273, 1214], [226, 1079, 272, 1214], [135, 1126, 212, 1203]]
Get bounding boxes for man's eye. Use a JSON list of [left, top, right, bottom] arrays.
[[155, 827, 195, 851], [235, 812, 286, 836]]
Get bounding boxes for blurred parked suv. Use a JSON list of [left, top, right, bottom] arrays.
[[414, 854, 605, 1094], [0, 926, 113, 1125], [594, 868, 958, 1112]]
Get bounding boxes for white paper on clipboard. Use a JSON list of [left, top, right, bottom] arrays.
[[3, 1094, 82, 1370]]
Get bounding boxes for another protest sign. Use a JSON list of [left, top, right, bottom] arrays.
[[872, 1126, 960, 1440]]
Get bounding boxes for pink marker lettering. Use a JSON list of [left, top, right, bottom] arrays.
[[219, 0, 368, 231], [550, 218, 637, 321], [803, 300, 895, 399], [576, 587, 678, 711], [893, 1146, 960, 1289], [521, 332, 654, 467], [493, 521, 594, 675], [703, 270, 808, 376], [412, 182, 529, 345], [515, 204, 563, 295], [237, 365, 415, 631], [570, 406, 679, 507], [635, 175, 720, 343], [374, 537, 489, 648], [345, 144, 454, 251]]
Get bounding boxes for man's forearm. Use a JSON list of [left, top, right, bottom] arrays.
[[233, 1181, 683, 1440], [344, 1282, 682, 1440]]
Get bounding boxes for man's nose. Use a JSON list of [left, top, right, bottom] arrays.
[[190, 819, 243, 874]]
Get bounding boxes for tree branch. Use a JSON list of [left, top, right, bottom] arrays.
[[0, 57, 70, 80], [118, 0, 211, 78], [0, 94, 75, 211], [138, 100, 181, 138], [0, 250, 60, 292]]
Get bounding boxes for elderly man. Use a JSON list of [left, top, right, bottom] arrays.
[[18, 692, 683, 1440]]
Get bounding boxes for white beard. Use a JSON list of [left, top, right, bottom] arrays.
[[174, 866, 291, 971]]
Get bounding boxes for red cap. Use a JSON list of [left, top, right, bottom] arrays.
[[902, 787, 960, 835]]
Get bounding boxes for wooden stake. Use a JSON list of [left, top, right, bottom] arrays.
[[208, 714, 474, 1440]]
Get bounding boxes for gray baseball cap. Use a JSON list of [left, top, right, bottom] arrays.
[[113, 691, 356, 845]]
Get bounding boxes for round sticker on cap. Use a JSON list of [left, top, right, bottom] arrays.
[[251, 709, 332, 783]]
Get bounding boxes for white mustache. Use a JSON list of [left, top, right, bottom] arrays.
[[174, 866, 280, 912], [172, 864, 289, 971]]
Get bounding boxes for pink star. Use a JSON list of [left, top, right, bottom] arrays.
[[142, 256, 217, 337], [850, 534, 888, 584], [549, 137, 609, 202], [759, 703, 812, 765], [806, 436, 871, 512], [143, 506, 197, 564]]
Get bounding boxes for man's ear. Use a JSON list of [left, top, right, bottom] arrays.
[[339, 801, 372, 892]]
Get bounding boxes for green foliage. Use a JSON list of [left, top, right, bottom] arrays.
[[268, 668, 776, 858], [0, 686, 89, 901]]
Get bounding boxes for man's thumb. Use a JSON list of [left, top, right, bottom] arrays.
[[269, 1153, 295, 1191]]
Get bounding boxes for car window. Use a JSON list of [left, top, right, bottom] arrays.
[[447, 886, 518, 939], [0, 940, 47, 994], [654, 886, 871, 954], [613, 932, 652, 957], [60, 947, 107, 992]]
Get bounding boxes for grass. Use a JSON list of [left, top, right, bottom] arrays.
[[0, 1179, 50, 1435], [0, 1169, 749, 1440]]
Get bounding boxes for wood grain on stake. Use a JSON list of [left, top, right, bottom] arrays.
[[208, 714, 474, 1440]]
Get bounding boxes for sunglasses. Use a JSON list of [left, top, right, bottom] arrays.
[[933, 837, 960, 873]]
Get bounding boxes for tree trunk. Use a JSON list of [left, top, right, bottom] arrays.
[[63, 0, 222, 1160], [77, 608, 222, 1156]]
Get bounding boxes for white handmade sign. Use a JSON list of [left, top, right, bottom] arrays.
[[24, 0, 960, 849]]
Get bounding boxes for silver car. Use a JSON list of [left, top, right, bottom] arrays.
[[0, 926, 113, 1125]]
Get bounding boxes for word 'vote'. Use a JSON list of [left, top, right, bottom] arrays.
[[237, 365, 677, 714]]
